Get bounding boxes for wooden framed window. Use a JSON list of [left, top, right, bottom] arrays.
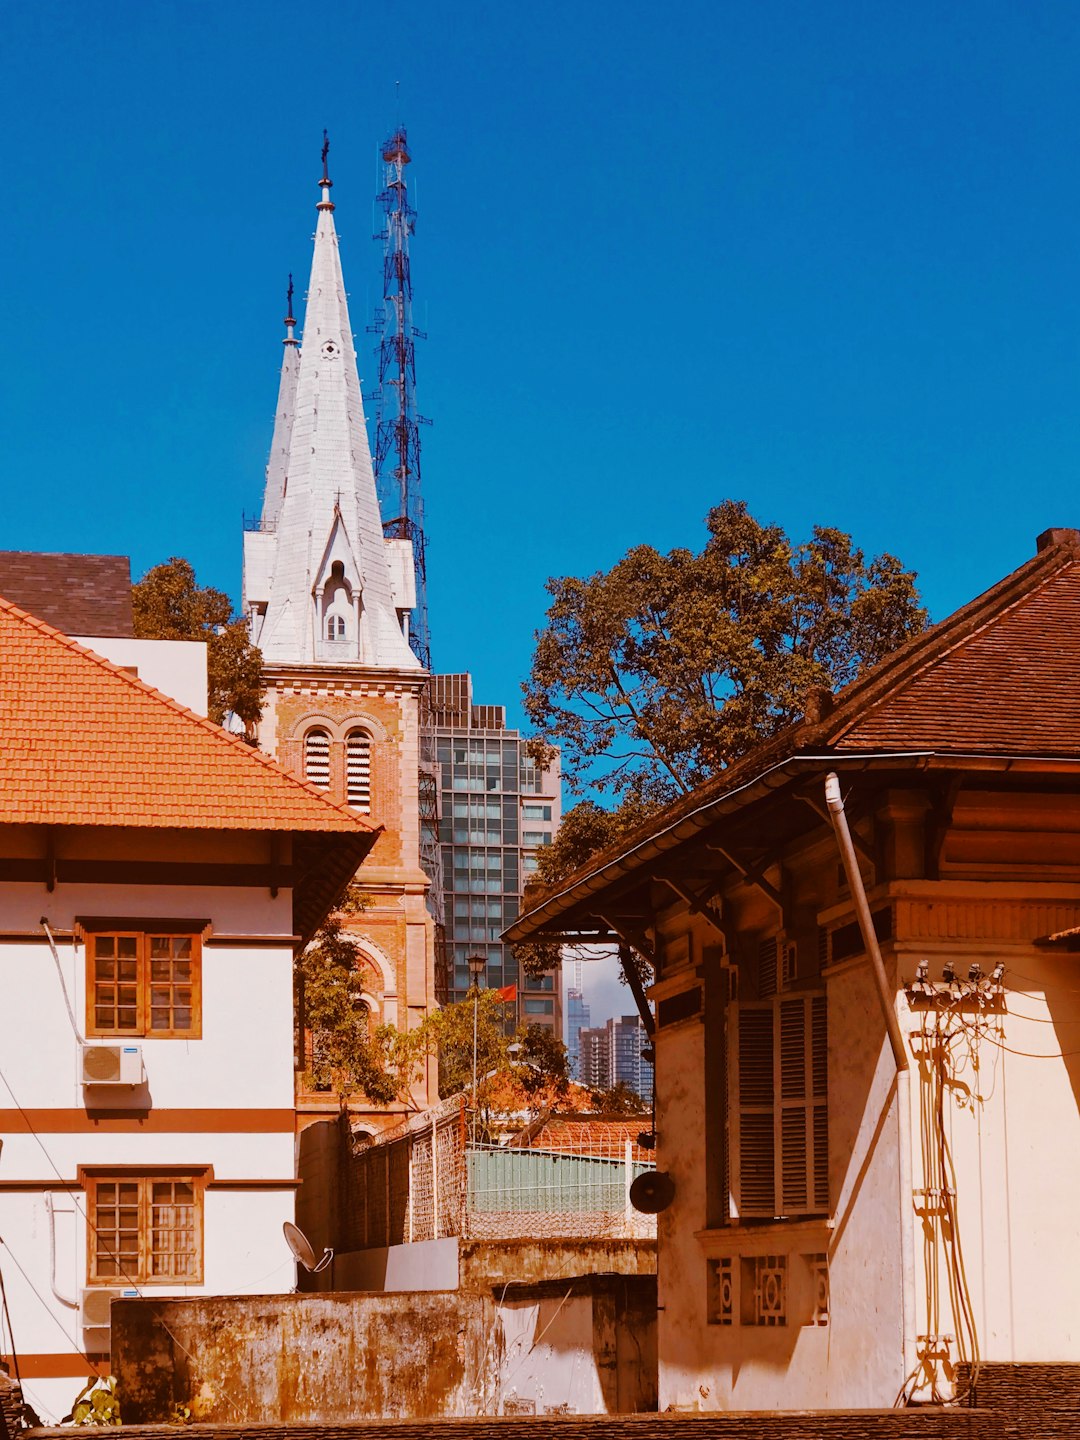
[[729, 992, 828, 1220], [87, 932, 201, 1038], [346, 729, 372, 813], [304, 727, 331, 789], [84, 1170, 205, 1284]]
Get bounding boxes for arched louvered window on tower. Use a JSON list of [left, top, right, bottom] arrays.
[[304, 728, 331, 790], [346, 730, 372, 813]]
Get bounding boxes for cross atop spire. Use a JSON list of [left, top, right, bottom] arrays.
[[283, 273, 297, 347], [318, 129, 334, 211]]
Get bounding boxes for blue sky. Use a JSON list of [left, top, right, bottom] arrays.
[[6, 0, 1080, 736]]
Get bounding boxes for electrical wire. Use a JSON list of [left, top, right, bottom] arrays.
[[963, 1031, 1080, 1061], [40, 919, 83, 1044], [0, 1253, 23, 1386], [0, 1062, 247, 1419], [0, 1236, 95, 1372]]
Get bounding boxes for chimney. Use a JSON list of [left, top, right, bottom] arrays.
[[1036, 527, 1080, 553]]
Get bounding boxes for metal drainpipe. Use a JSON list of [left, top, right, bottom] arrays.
[[824, 772, 916, 1400]]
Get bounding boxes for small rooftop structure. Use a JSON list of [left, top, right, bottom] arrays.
[[0, 549, 133, 636]]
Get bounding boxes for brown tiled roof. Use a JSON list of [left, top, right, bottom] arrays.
[[0, 551, 134, 637], [830, 559, 1080, 754]]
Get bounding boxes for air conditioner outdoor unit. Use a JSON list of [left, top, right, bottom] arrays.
[[81, 1044, 145, 1087], [79, 1288, 136, 1334]]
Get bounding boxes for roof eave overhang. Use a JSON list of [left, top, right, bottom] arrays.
[[506, 748, 1080, 943], [293, 825, 382, 949]]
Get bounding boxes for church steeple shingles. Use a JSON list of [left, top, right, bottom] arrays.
[[244, 154, 419, 671], [260, 278, 300, 534]]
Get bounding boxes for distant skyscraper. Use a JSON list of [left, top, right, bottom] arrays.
[[610, 1013, 653, 1103], [577, 1014, 652, 1103], [431, 673, 562, 1033], [579, 1026, 611, 1091], [566, 987, 590, 1080]]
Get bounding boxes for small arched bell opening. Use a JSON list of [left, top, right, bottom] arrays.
[[303, 727, 331, 789], [321, 561, 354, 645], [346, 729, 372, 813]]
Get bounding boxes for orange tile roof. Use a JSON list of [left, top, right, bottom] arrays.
[[510, 1113, 653, 1163], [0, 595, 376, 833]]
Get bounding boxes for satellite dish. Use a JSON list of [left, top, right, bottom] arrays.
[[630, 1169, 676, 1215], [283, 1221, 333, 1273]]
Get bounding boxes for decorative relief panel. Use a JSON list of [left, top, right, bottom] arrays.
[[706, 1257, 733, 1325], [807, 1252, 829, 1326], [741, 1254, 786, 1326]]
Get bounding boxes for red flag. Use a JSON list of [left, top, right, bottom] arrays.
[[497, 983, 517, 1002]]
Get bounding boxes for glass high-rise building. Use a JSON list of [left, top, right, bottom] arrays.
[[577, 1014, 653, 1103], [431, 673, 562, 1034], [566, 987, 591, 1080]]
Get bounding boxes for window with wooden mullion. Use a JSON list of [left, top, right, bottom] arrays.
[[89, 1175, 202, 1284], [89, 933, 199, 1038], [730, 993, 828, 1220]]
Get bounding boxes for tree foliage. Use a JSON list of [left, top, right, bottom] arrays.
[[524, 500, 928, 808], [296, 897, 421, 1106], [589, 1081, 651, 1116], [415, 990, 570, 1105], [132, 556, 264, 728]]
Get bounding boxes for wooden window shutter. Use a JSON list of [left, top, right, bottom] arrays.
[[811, 993, 829, 1211], [734, 1002, 776, 1217], [730, 991, 828, 1219], [757, 937, 778, 998]]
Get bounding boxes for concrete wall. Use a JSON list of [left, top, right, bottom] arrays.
[[334, 1238, 459, 1292], [112, 1283, 657, 1421], [323, 1236, 656, 1296], [460, 1238, 656, 1292]]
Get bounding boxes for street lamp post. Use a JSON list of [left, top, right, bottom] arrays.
[[466, 954, 486, 1142]]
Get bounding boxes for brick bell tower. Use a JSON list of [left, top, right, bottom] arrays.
[[243, 136, 436, 1130]]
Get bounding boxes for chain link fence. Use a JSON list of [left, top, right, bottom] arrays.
[[341, 1103, 656, 1248]]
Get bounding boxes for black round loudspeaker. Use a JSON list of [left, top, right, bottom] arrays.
[[629, 1169, 676, 1214]]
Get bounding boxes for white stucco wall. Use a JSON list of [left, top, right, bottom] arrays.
[[0, 873, 298, 1423], [75, 636, 209, 716], [656, 920, 1080, 1412], [901, 941, 1080, 1375], [655, 957, 905, 1413]]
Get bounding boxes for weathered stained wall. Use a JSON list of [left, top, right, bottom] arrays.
[[111, 1281, 658, 1422], [460, 1238, 656, 1293], [113, 1292, 496, 1423]]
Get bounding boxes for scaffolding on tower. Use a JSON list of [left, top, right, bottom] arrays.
[[369, 125, 449, 1001]]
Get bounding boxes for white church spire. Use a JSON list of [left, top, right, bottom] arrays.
[[260, 275, 300, 533], [244, 135, 420, 670]]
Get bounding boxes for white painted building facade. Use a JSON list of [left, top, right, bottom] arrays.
[[0, 599, 374, 1422], [508, 530, 1080, 1413]]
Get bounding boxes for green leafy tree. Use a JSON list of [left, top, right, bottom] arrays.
[[295, 894, 422, 1105], [412, 991, 570, 1107], [589, 1081, 650, 1116], [516, 1023, 571, 1103], [64, 1376, 121, 1426], [132, 557, 264, 729], [524, 500, 928, 808], [416, 987, 517, 1098]]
